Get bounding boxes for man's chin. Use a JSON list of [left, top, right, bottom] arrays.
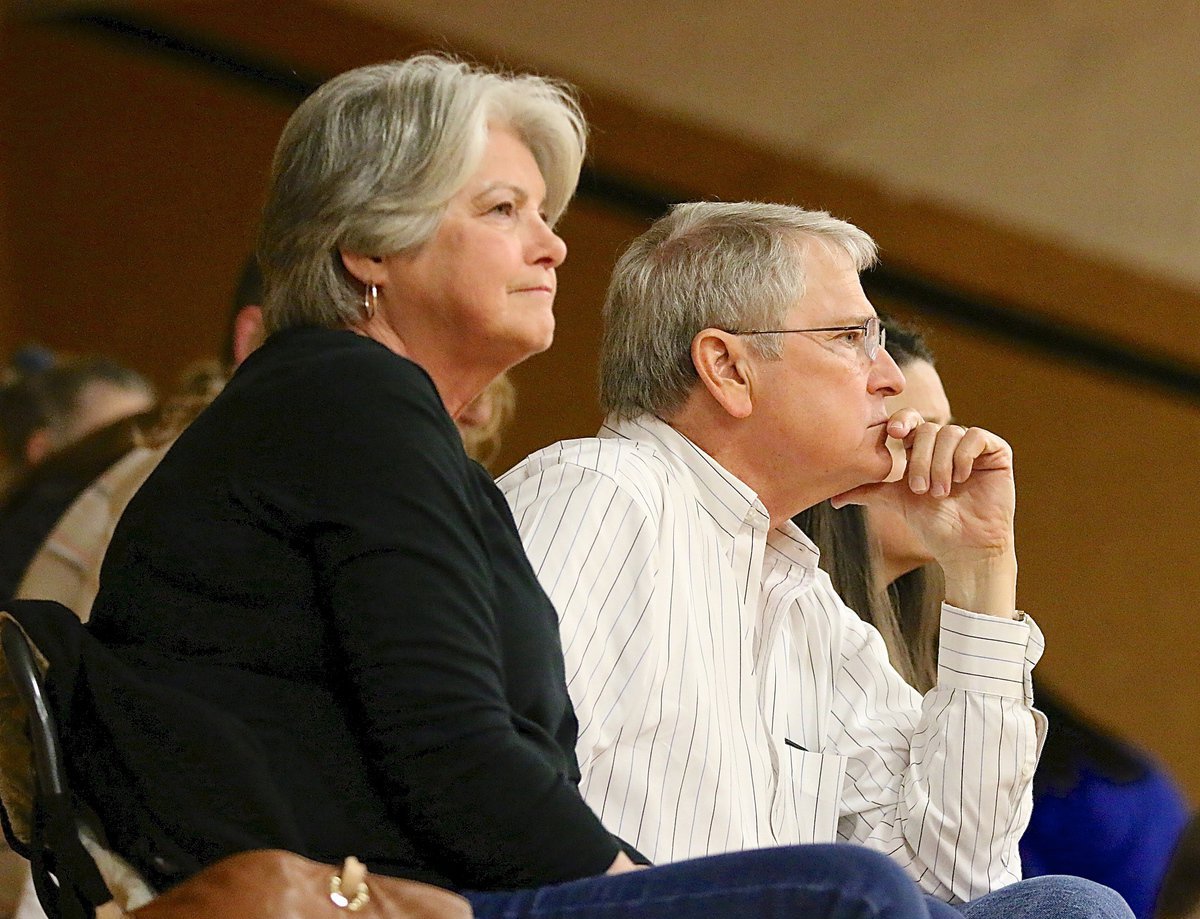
[[880, 441, 905, 483]]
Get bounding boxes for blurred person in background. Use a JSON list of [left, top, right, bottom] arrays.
[[796, 316, 1188, 919], [16, 258, 264, 622], [0, 355, 154, 601], [0, 352, 153, 917], [6, 265, 264, 919], [0, 351, 154, 485], [1156, 814, 1200, 919], [0, 345, 55, 492]]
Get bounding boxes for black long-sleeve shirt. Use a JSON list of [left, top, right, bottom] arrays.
[[86, 327, 620, 891]]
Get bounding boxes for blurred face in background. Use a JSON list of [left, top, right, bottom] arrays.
[[870, 358, 952, 585], [25, 377, 155, 467], [60, 380, 154, 446]]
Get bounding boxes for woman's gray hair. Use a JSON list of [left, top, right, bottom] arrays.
[[599, 201, 878, 419], [258, 54, 587, 333]]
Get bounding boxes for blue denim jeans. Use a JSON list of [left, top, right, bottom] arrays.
[[464, 845, 1134, 919], [953, 874, 1133, 919], [466, 845, 932, 918]]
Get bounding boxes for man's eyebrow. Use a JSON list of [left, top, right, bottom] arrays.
[[819, 315, 872, 327], [837, 312, 875, 324]]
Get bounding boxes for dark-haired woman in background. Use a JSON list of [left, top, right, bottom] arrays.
[[796, 317, 1188, 919]]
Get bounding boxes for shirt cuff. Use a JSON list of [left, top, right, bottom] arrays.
[[937, 603, 1043, 700]]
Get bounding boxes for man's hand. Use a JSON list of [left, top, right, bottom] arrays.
[[831, 409, 1019, 618]]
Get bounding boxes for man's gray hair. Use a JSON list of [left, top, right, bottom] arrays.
[[599, 201, 878, 418], [258, 54, 587, 333]]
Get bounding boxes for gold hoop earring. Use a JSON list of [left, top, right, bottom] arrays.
[[363, 284, 378, 321]]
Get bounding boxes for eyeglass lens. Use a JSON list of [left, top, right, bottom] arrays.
[[866, 317, 884, 361]]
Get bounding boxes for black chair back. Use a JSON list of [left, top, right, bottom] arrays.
[[1, 618, 109, 919]]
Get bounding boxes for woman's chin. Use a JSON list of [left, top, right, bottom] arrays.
[[488, 332, 552, 376], [520, 317, 556, 357], [478, 310, 556, 371]]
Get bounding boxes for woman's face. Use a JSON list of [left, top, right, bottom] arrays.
[[870, 358, 952, 584], [375, 124, 567, 381]]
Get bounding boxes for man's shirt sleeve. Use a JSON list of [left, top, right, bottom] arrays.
[[826, 590, 1047, 902]]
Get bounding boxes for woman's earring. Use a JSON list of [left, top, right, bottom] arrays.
[[363, 283, 378, 321]]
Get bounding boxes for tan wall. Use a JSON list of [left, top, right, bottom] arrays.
[[336, 0, 1200, 291], [4, 2, 1198, 806]]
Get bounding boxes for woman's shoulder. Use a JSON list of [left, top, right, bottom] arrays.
[[230, 327, 448, 430], [253, 327, 437, 390], [187, 327, 457, 466]]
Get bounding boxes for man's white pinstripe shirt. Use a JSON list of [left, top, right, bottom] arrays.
[[499, 414, 1046, 903]]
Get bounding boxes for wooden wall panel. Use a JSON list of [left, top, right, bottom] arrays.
[[580, 93, 1200, 371], [1, 15, 292, 386], [0, 140, 16, 355]]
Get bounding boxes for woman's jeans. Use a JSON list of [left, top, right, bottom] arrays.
[[464, 844, 1134, 919]]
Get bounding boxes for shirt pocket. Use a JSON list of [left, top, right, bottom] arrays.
[[780, 747, 846, 844]]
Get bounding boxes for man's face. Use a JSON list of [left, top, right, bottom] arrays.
[[745, 242, 905, 508]]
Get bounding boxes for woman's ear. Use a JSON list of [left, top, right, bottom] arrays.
[[691, 329, 754, 419], [339, 250, 383, 286]]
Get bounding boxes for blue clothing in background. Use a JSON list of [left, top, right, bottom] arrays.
[[1021, 755, 1188, 919]]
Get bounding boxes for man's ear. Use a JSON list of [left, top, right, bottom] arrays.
[[24, 427, 53, 466], [338, 250, 384, 286], [691, 329, 754, 419], [231, 306, 266, 367]]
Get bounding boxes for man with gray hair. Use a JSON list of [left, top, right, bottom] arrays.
[[500, 202, 1050, 905]]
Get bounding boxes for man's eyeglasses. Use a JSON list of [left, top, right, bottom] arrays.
[[724, 315, 885, 362]]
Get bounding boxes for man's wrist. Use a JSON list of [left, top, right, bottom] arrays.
[[941, 548, 1019, 619]]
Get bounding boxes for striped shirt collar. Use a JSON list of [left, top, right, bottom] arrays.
[[600, 413, 820, 575]]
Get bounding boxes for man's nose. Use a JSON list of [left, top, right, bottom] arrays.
[[869, 347, 905, 396]]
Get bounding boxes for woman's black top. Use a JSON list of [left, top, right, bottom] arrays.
[[84, 327, 620, 891]]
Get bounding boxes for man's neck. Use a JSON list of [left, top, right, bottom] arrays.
[[660, 406, 824, 531]]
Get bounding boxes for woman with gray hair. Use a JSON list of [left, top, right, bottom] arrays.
[[64, 56, 958, 919]]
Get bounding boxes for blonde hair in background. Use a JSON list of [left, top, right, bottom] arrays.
[[258, 54, 587, 334], [458, 372, 517, 471], [136, 359, 228, 450]]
